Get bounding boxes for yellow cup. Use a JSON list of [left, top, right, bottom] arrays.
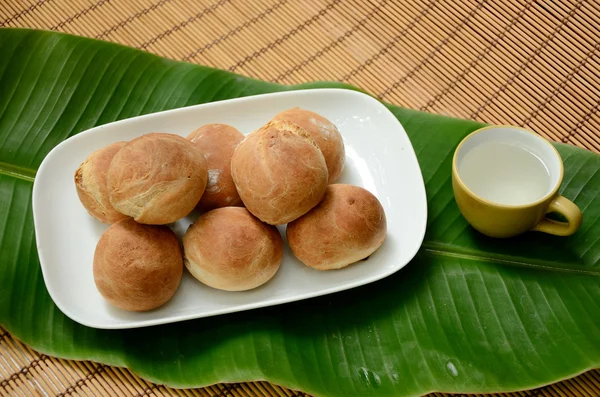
[[452, 125, 582, 238]]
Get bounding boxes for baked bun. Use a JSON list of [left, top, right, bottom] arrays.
[[272, 107, 345, 183], [107, 133, 207, 224], [74, 141, 129, 224], [187, 124, 244, 211], [183, 207, 283, 291], [286, 184, 386, 270], [93, 218, 183, 311], [231, 120, 328, 225]]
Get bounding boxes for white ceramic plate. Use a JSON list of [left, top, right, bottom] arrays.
[[33, 88, 427, 329]]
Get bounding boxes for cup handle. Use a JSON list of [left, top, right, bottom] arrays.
[[532, 196, 583, 236]]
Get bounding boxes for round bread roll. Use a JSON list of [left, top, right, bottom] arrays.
[[272, 107, 345, 183], [93, 218, 183, 311], [186, 124, 244, 211], [231, 120, 328, 225], [286, 184, 387, 270], [74, 141, 129, 224], [107, 133, 208, 225], [183, 207, 283, 291]]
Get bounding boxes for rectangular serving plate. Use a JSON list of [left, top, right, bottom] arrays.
[[32, 88, 427, 329]]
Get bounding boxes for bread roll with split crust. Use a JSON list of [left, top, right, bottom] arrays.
[[107, 133, 208, 225], [74, 141, 129, 224], [286, 184, 387, 270], [183, 207, 283, 291], [231, 120, 328, 225], [272, 107, 345, 183], [93, 218, 183, 312], [187, 124, 244, 211]]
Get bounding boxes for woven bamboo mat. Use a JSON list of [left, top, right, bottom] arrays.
[[1, 0, 599, 396]]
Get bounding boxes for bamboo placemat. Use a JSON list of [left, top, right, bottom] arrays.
[[1, 0, 599, 396]]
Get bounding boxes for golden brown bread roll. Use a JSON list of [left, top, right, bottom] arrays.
[[186, 124, 244, 211], [231, 120, 328, 225], [182, 207, 283, 291], [272, 107, 345, 183], [74, 141, 129, 224], [107, 133, 208, 225], [286, 184, 387, 270], [93, 218, 183, 312]]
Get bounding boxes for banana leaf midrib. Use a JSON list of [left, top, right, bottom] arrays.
[[0, 161, 36, 182], [421, 245, 600, 275]]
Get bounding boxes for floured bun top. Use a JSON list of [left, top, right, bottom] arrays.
[[107, 132, 207, 225], [231, 120, 328, 225]]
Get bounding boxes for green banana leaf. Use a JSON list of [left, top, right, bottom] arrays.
[[1, 28, 599, 397]]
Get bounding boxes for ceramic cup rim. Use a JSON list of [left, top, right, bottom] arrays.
[[452, 125, 564, 209]]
